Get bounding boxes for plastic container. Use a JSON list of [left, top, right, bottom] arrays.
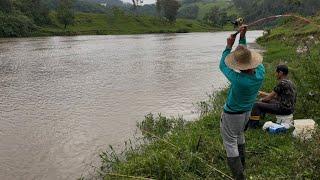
[[276, 114, 294, 129], [262, 121, 287, 134], [268, 123, 287, 134], [293, 119, 316, 139]]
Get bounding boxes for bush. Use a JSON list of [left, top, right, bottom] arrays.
[[0, 13, 37, 37]]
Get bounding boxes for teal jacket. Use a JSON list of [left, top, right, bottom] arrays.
[[219, 38, 265, 112]]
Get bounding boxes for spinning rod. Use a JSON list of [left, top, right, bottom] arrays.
[[231, 14, 320, 37]]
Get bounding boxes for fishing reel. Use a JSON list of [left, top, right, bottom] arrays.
[[231, 17, 245, 37], [231, 17, 244, 29]]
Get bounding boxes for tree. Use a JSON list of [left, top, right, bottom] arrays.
[[132, 0, 143, 11], [57, 0, 75, 29], [14, 0, 51, 25], [181, 0, 197, 4], [178, 4, 199, 19], [161, 0, 180, 22], [0, 0, 13, 13], [203, 6, 228, 27], [156, 0, 162, 16], [232, 0, 320, 21]]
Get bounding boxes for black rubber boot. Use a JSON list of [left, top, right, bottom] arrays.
[[247, 120, 260, 129], [227, 156, 245, 180], [238, 144, 246, 169]]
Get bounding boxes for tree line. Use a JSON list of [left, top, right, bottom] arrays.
[[233, 0, 320, 22], [0, 0, 186, 37], [0, 0, 77, 37]]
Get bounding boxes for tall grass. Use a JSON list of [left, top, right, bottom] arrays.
[[95, 17, 320, 179]]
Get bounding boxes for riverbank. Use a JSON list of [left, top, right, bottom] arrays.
[[97, 17, 320, 179], [38, 12, 217, 36], [1, 12, 221, 38]]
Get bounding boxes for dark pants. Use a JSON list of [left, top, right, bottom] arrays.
[[248, 100, 293, 128]]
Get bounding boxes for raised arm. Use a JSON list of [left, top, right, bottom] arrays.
[[219, 36, 237, 82], [239, 25, 247, 46]]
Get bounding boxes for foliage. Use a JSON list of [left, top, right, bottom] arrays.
[[105, 0, 124, 7], [73, 0, 106, 13], [178, 3, 199, 19], [0, 12, 37, 37], [232, 0, 320, 22], [157, 0, 181, 22], [0, 0, 13, 13], [203, 6, 228, 27], [156, 0, 161, 15], [0, 0, 213, 37], [14, 0, 51, 25], [57, 0, 75, 29], [178, 0, 238, 21]]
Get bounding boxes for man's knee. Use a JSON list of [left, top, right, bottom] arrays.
[[224, 141, 239, 157]]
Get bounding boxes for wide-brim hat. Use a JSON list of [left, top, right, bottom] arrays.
[[225, 45, 263, 70]]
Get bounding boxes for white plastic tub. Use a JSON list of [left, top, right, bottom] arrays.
[[293, 119, 316, 139]]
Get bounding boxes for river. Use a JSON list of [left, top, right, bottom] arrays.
[[0, 31, 263, 179]]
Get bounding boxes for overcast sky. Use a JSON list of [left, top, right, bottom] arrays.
[[121, 0, 156, 5]]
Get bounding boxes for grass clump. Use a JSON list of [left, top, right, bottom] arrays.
[[96, 16, 320, 180]]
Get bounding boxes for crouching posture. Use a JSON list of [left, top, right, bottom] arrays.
[[249, 64, 297, 127], [219, 26, 265, 180]]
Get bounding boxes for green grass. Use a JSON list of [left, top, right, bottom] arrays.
[[95, 16, 320, 179], [35, 12, 214, 37]]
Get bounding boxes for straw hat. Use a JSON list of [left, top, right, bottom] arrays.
[[225, 45, 263, 70]]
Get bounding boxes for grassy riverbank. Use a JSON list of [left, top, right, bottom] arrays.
[[1, 12, 215, 37], [96, 17, 320, 179], [38, 12, 213, 36]]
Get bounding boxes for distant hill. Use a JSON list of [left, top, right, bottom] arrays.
[[178, 0, 239, 20], [87, 0, 126, 6]]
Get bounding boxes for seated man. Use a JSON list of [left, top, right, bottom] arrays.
[[249, 64, 297, 127]]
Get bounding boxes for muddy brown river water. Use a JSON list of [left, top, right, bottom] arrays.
[[0, 31, 262, 179]]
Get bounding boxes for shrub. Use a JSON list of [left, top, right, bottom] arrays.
[[0, 13, 37, 37]]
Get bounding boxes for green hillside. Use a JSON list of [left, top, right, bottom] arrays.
[[37, 12, 213, 36], [178, 0, 239, 20], [196, 0, 238, 20]]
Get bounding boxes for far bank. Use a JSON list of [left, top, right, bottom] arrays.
[[1, 12, 227, 38]]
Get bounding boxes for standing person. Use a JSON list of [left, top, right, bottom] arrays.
[[219, 26, 265, 180], [249, 64, 296, 127]]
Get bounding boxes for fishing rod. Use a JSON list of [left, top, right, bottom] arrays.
[[231, 14, 320, 37]]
